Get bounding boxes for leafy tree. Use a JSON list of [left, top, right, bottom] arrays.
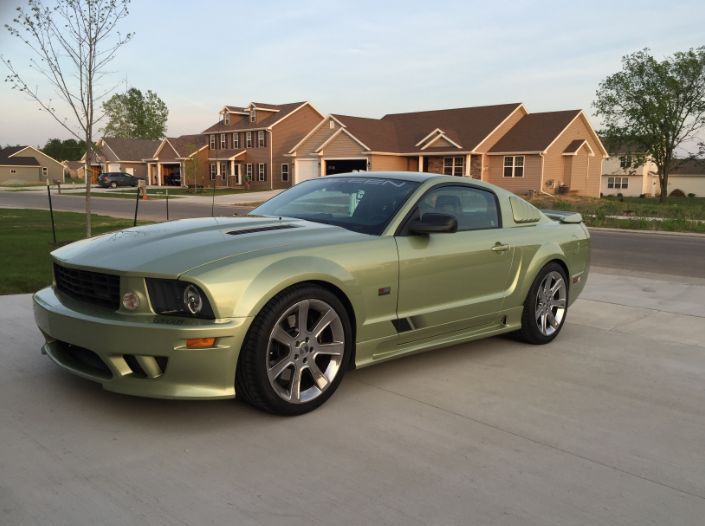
[[102, 88, 168, 139], [2, 0, 133, 237], [42, 138, 86, 161], [594, 47, 705, 201]]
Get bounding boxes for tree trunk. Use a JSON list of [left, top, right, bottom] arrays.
[[84, 135, 93, 237]]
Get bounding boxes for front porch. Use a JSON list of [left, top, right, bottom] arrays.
[[413, 153, 483, 179]]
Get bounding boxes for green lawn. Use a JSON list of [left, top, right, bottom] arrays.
[[0, 209, 147, 295], [531, 195, 705, 233]]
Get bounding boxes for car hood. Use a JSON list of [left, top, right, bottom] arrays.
[[52, 216, 366, 277]]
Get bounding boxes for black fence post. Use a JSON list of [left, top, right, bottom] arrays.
[[46, 184, 57, 246], [133, 187, 140, 227]]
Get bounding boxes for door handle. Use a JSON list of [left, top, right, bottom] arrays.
[[492, 242, 510, 252]]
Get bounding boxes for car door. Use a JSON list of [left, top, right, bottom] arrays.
[[394, 184, 516, 342]]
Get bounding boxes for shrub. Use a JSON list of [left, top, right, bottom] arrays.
[[669, 188, 686, 198], [688, 193, 696, 198]]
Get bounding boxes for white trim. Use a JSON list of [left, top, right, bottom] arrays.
[[281, 162, 290, 182], [8, 146, 63, 167], [561, 140, 595, 157], [415, 128, 446, 147], [421, 132, 462, 150], [472, 103, 527, 151], [486, 151, 542, 156], [321, 156, 369, 160], [269, 101, 326, 130], [314, 127, 371, 152], [502, 155, 525, 178], [287, 117, 330, 154], [366, 150, 473, 156]]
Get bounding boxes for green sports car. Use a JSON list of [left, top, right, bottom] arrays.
[[33, 172, 590, 415]]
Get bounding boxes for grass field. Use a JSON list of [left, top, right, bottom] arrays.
[[0, 209, 146, 295], [531, 195, 705, 233]]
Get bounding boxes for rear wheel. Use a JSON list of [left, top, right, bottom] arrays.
[[513, 263, 568, 344], [109, 181, 117, 188], [236, 286, 351, 415]]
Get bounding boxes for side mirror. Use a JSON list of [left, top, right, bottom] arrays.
[[408, 212, 458, 235]]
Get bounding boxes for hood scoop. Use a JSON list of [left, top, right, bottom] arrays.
[[226, 224, 298, 236]]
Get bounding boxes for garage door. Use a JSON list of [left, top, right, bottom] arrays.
[[295, 159, 319, 184], [325, 159, 367, 175]]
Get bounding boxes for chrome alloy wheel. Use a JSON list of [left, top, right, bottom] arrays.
[[266, 299, 345, 404], [535, 271, 567, 337]]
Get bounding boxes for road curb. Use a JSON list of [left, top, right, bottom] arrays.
[[588, 226, 705, 238]]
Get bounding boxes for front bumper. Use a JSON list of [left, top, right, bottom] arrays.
[[33, 286, 251, 399]]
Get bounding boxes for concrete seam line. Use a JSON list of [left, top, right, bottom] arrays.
[[588, 227, 705, 239], [580, 299, 705, 319], [351, 377, 705, 502]]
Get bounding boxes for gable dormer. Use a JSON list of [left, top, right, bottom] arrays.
[[247, 103, 280, 125], [415, 128, 462, 150]]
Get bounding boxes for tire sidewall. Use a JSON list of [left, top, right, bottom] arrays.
[[242, 286, 353, 415], [522, 263, 569, 344]]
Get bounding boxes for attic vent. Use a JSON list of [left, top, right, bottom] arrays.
[[227, 224, 298, 236], [509, 197, 541, 224]]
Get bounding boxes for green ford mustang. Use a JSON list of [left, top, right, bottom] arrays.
[[33, 172, 590, 415]]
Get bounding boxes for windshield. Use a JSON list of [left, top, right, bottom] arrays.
[[250, 177, 420, 235]]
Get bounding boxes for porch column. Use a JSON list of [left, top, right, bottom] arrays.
[[157, 162, 162, 186], [237, 164, 242, 185], [465, 154, 472, 177], [320, 159, 325, 177], [418, 155, 423, 172]]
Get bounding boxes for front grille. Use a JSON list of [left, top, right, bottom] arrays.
[[54, 263, 120, 310], [53, 341, 113, 379]]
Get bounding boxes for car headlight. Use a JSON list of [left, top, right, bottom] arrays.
[[145, 278, 215, 319]]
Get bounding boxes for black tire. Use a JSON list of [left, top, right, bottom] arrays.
[[109, 181, 117, 188], [236, 285, 352, 415], [512, 262, 569, 345]]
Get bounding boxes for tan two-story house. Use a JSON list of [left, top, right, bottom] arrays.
[[202, 101, 325, 189], [287, 103, 607, 197]]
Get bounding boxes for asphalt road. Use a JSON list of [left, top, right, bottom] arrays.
[[2, 271, 705, 525], [2, 189, 703, 278]]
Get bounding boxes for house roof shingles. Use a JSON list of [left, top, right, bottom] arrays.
[[332, 103, 523, 153], [0, 146, 40, 166], [168, 134, 208, 157], [203, 102, 306, 134], [101, 137, 161, 161], [489, 110, 581, 153], [563, 139, 587, 154], [671, 159, 705, 176]]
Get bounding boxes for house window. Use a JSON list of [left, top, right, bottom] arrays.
[[209, 135, 216, 149], [607, 176, 629, 189], [443, 156, 464, 176], [246, 132, 253, 148], [257, 130, 265, 147], [619, 155, 631, 169], [42, 167, 48, 175], [209, 163, 216, 180], [329, 120, 335, 129], [233, 133, 239, 149], [250, 109, 256, 123], [220, 134, 226, 149], [281, 163, 289, 182], [224, 113, 230, 125], [503, 156, 524, 177], [258, 163, 266, 182], [220, 161, 228, 179], [246, 163, 253, 181]]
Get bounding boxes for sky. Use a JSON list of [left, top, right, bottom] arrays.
[[0, 0, 702, 148]]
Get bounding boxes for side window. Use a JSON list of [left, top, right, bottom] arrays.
[[418, 186, 499, 231]]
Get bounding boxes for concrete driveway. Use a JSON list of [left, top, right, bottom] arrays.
[[1, 269, 705, 525]]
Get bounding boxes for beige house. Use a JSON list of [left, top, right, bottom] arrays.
[[286, 103, 607, 197], [202, 101, 325, 189], [0, 146, 63, 185]]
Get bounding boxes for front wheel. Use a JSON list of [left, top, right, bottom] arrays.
[[236, 286, 352, 415], [513, 263, 568, 345], [109, 181, 117, 188]]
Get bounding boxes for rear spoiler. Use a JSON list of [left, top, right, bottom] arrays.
[[541, 210, 583, 224]]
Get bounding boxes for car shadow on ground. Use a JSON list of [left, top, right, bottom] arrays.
[[37, 332, 538, 427]]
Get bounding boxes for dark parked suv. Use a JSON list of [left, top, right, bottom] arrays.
[[98, 172, 140, 188]]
